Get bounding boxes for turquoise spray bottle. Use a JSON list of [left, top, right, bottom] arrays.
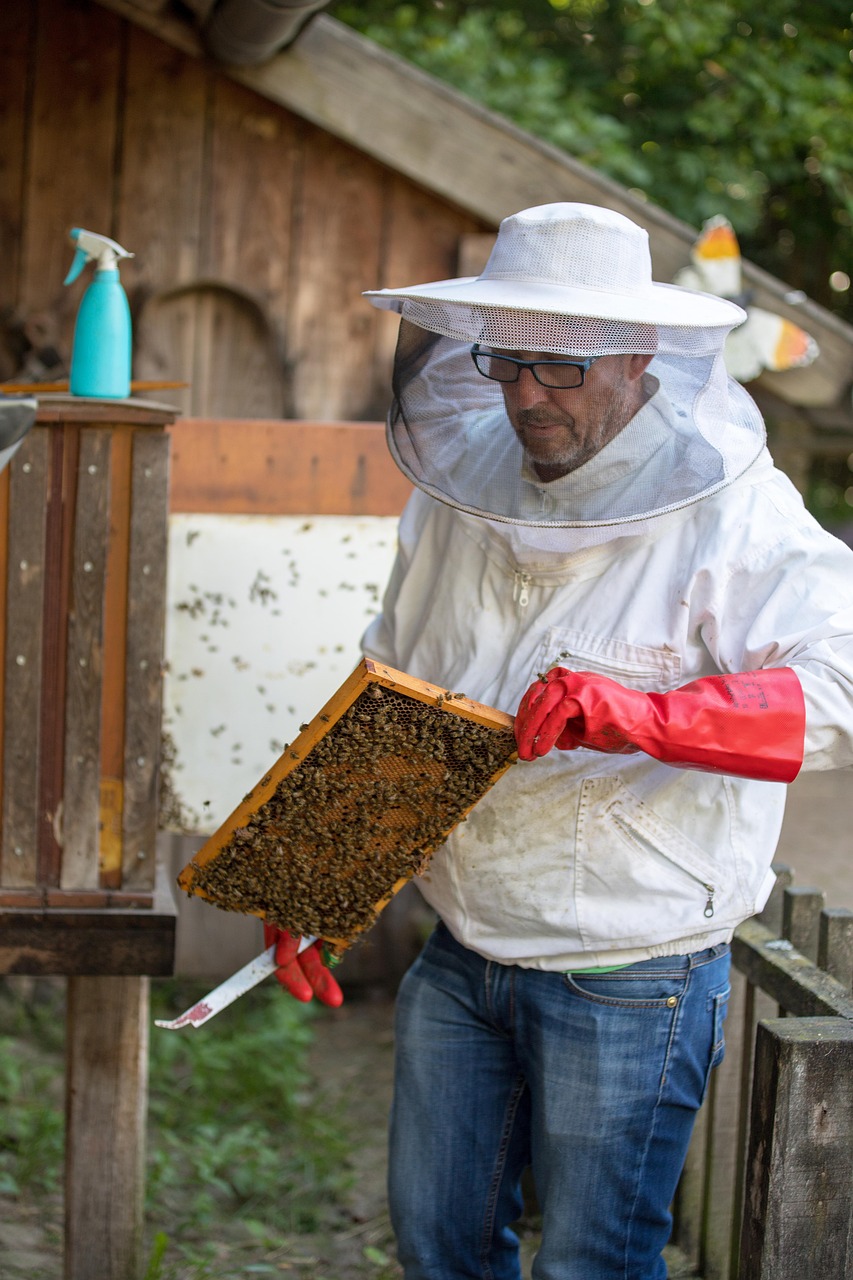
[[64, 228, 134, 398]]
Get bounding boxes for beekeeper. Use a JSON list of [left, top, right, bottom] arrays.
[[276, 203, 853, 1279]]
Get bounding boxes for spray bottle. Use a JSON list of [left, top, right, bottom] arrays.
[[64, 228, 134, 398]]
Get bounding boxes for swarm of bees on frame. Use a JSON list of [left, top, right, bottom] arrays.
[[183, 683, 516, 950]]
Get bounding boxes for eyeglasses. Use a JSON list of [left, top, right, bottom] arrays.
[[470, 344, 601, 389]]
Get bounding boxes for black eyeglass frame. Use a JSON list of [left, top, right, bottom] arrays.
[[470, 343, 601, 389]]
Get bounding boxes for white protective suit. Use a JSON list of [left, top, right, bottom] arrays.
[[362, 437, 853, 972]]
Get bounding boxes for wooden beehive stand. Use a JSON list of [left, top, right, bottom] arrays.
[[0, 396, 178, 1280]]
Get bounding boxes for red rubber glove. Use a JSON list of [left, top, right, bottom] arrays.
[[515, 667, 805, 783], [263, 924, 344, 1007]]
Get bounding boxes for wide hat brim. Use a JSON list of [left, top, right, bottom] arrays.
[[364, 275, 745, 331]]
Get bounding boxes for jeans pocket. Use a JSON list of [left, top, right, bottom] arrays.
[[707, 982, 731, 1070], [564, 961, 689, 1009]]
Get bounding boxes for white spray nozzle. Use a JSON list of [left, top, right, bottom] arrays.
[[64, 227, 134, 286]]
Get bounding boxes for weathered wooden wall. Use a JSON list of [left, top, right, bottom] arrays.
[[0, 0, 487, 421]]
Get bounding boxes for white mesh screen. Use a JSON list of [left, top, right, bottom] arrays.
[[387, 317, 765, 553], [398, 300, 729, 358]]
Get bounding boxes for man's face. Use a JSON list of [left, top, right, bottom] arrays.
[[499, 351, 653, 481]]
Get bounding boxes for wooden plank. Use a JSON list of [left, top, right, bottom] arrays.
[[0, 906, 175, 975], [167, 418, 412, 515], [153, 73, 306, 419], [37, 423, 78, 886], [0, 890, 43, 909], [205, 75, 299, 326], [289, 127, 387, 420], [21, 0, 121, 340], [117, 23, 207, 418], [738, 1018, 853, 1279], [166, 283, 289, 419], [0, 467, 9, 854], [1, 430, 49, 886], [61, 430, 111, 889], [732, 919, 853, 1019], [0, 888, 153, 911], [65, 975, 149, 1280], [782, 885, 825, 961], [117, 22, 207, 283], [121, 431, 170, 889], [0, 2, 33, 318], [818, 907, 853, 992], [35, 396, 181, 427], [99, 427, 134, 888]]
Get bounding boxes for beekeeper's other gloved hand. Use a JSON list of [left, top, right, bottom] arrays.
[[263, 924, 344, 1007], [514, 667, 805, 783]]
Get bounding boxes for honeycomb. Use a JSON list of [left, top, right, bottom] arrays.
[[178, 660, 517, 952]]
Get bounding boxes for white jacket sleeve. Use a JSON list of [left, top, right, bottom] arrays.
[[702, 478, 853, 772], [361, 548, 407, 666], [360, 490, 432, 667]]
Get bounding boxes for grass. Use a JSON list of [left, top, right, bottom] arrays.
[[0, 975, 399, 1280], [0, 978, 65, 1199]]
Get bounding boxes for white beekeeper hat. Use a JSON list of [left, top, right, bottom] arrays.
[[364, 202, 763, 553], [365, 203, 745, 342]]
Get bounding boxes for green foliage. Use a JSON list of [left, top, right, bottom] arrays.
[[143, 1231, 169, 1280], [0, 1038, 65, 1195], [0, 977, 367, 1277], [804, 450, 853, 535], [146, 979, 352, 1250], [330, 0, 853, 320], [0, 979, 65, 1197]]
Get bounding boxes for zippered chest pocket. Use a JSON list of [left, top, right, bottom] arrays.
[[535, 626, 682, 692], [574, 777, 731, 950], [535, 627, 681, 696]]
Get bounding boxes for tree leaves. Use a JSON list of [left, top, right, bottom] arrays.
[[331, 0, 852, 318]]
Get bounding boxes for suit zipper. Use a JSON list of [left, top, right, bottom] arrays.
[[611, 807, 716, 918], [513, 571, 531, 609]]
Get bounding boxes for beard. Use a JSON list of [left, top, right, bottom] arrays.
[[513, 393, 635, 480]]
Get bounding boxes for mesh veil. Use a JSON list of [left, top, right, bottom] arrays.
[[387, 308, 765, 556]]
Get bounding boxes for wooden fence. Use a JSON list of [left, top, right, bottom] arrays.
[[673, 863, 853, 1279]]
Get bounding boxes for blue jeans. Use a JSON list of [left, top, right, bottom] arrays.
[[388, 923, 730, 1280]]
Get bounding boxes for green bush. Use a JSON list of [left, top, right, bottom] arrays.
[[0, 976, 359, 1276], [146, 980, 352, 1244]]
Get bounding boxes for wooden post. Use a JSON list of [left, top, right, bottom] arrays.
[[65, 975, 150, 1280], [818, 907, 853, 992], [756, 862, 793, 938], [782, 885, 825, 963], [738, 1017, 853, 1279]]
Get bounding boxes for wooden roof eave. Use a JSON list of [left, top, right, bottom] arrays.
[[96, 1, 853, 415]]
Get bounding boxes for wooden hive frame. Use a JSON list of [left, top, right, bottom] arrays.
[[178, 658, 517, 952]]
